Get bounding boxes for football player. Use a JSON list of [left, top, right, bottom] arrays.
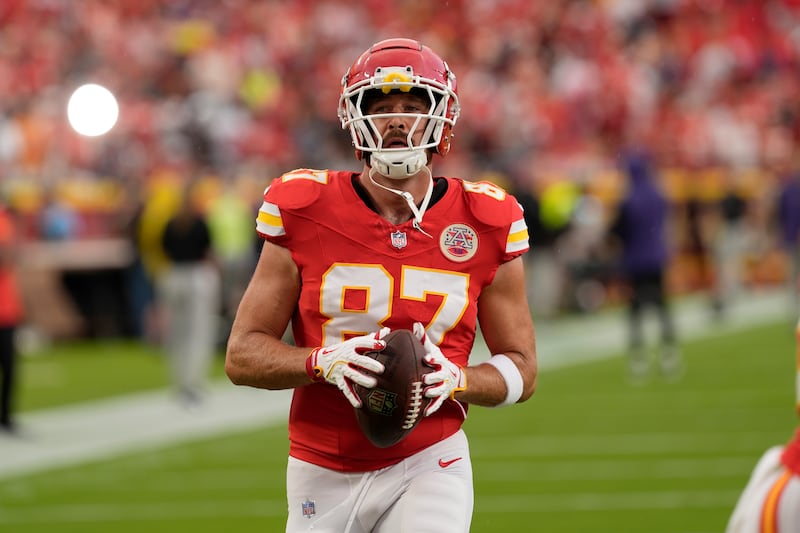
[[725, 318, 800, 532], [226, 38, 537, 532]]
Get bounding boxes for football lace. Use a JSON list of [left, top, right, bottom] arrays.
[[402, 381, 424, 429]]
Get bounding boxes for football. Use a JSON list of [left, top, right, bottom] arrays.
[[353, 329, 434, 448]]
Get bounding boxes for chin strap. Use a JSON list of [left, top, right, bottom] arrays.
[[368, 166, 434, 238]]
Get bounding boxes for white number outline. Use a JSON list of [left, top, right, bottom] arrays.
[[463, 180, 506, 201], [282, 169, 328, 183]]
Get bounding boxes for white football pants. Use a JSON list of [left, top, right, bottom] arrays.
[[285, 429, 473, 533]]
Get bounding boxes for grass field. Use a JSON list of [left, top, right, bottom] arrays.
[[0, 318, 796, 532], [14, 340, 228, 412]]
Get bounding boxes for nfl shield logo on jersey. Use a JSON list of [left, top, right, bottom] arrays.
[[390, 230, 407, 249], [302, 498, 316, 519]]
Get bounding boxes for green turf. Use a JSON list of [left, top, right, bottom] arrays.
[[1, 320, 796, 532], [466, 320, 796, 532], [17, 340, 227, 411]]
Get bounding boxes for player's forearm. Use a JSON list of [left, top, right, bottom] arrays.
[[455, 352, 537, 407], [225, 331, 313, 390]]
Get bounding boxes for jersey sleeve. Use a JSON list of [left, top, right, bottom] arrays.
[[506, 208, 530, 259], [462, 180, 530, 262], [255, 169, 327, 244], [255, 180, 284, 242]]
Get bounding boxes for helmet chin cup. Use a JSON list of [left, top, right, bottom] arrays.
[[370, 149, 427, 179]]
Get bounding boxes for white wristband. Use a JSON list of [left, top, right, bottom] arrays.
[[485, 353, 524, 407]]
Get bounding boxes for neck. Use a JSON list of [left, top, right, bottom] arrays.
[[361, 166, 434, 233], [361, 169, 420, 212]]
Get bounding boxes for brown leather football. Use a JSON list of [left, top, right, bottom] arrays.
[[353, 329, 434, 448]]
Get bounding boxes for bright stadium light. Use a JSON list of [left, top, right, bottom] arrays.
[[67, 83, 119, 137]]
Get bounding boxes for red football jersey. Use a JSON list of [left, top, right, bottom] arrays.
[[256, 169, 529, 471]]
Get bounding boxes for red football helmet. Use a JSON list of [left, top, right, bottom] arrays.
[[338, 38, 460, 178]]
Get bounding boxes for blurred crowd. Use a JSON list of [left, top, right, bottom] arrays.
[[2, 0, 800, 194], [0, 0, 799, 336]]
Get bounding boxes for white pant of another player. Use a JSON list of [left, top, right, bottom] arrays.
[[286, 429, 473, 533], [726, 446, 800, 533]]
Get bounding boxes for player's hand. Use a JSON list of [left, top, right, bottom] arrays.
[[412, 322, 467, 417], [306, 328, 390, 408]]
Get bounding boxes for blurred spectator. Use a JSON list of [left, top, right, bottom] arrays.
[[777, 168, 800, 315], [559, 180, 611, 313], [206, 182, 258, 345], [0, 1, 798, 199], [39, 188, 79, 241], [120, 188, 153, 340], [610, 148, 681, 382], [158, 184, 220, 407], [710, 175, 749, 319], [134, 175, 183, 343], [684, 192, 712, 291], [0, 200, 23, 434], [523, 178, 576, 318], [514, 184, 547, 315]]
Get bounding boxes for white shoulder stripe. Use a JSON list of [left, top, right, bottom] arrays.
[[509, 218, 527, 234], [256, 201, 285, 237], [505, 217, 530, 254]]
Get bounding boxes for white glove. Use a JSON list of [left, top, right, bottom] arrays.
[[412, 322, 467, 417], [306, 328, 390, 408]]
